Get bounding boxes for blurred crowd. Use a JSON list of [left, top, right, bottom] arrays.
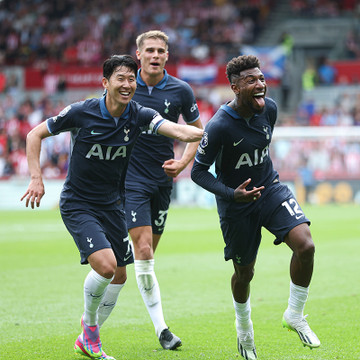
[[282, 91, 360, 127], [290, 0, 356, 17], [0, 92, 70, 178], [290, 0, 360, 61], [273, 137, 360, 183], [0, 0, 274, 67]]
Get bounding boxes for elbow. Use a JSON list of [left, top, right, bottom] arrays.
[[182, 128, 204, 143], [194, 129, 204, 142], [26, 128, 37, 143]]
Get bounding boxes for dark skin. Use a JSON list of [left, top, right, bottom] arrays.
[[228, 67, 315, 303]]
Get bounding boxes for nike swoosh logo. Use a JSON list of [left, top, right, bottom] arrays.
[[144, 284, 155, 292], [233, 138, 244, 146], [124, 254, 133, 261], [102, 302, 116, 307], [91, 130, 102, 135], [295, 215, 304, 220], [89, 293, 102, 298]]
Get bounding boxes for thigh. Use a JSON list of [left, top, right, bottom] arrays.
[[60, 206, 112, 265], [220, 211, 262, 266], [101, 209, 134, 267], [125, 186, 152, 230], [151, 186, 172, 235], [262, 183, 310, 245]]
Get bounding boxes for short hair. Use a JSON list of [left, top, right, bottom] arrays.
[[226, 55, 261, 84], [103, 55, 138, 79], [136, 30, 169, 51]]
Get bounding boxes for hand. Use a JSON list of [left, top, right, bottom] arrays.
[[162, 159, 186, 178], [234, 178, 265, 203], [20, 177, 45, 209]]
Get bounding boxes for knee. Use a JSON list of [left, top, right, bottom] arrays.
[[134, 240, 153, 259], [298, 240, 315, 263], [295, 230, 315, 263], [234, 266, 255, 285], [98, 260, 117, 279]]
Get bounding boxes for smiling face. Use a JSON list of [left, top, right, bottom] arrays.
[[136, 37, 169, 85], [231, 67, 267, 117], [102, 65, 137, 116]]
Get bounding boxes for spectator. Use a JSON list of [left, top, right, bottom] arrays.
[[302, 61, 317, 91], [317, 56, 337, 85]]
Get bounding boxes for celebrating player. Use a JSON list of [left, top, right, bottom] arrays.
[[96, 30, 203, 350], [21, 54, 203, 360], [191, 55, 320, 359]]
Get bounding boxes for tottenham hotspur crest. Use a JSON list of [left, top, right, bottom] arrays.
[[124, 127, 130, 142], [164, 99, 170, 114]]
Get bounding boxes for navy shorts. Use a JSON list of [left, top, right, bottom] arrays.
[[60, 200, 134, 266], [219, 182, 310, 266], [125, 183, 172, 234]]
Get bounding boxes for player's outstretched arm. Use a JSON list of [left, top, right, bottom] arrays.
[[234, 178, 265, 203], [157, 120, 203, 142], [20, 121, 52, 209]]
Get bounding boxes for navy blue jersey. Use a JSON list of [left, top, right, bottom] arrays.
[[193, 98, 279, 211], [47, 96, 163, 208], [126, 69, 200, 187]]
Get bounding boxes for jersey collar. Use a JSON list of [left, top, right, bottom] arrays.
[[221, 103, 258, 121], [221, 104, 241, 119], [137, 69, 168, 89], [100, 95, 130, 120]]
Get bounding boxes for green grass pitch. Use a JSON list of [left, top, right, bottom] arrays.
[[1, 204, 359, 359]]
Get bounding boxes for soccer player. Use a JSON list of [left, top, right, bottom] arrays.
[[97, 30, 203, 350], [21, 55, 203, 360], [191, 55, 320, 359]]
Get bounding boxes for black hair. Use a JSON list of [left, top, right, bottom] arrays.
[[103, 55, 138, 79], [226, 55, 261, 84]]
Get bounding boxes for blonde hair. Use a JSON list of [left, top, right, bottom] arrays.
[[136, 30, 169, 51]]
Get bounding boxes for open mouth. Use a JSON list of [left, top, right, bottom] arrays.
[[119, 91, 131, 98], [253, 91, 265, 107]]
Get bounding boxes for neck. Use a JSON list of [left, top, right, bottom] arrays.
[[229, 99, 253, 119], [105, 96, 126, 117], [140, 70, 164, 87]]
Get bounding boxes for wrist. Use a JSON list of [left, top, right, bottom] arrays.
[[31, 174, 42, 180]]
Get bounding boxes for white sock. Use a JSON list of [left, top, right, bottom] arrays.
[[233, 296, 252, 333], [83, 269, 113, 326], [98, 283, 125, 328], [286, 281, 309, 317], [135, 259, 167, 337]]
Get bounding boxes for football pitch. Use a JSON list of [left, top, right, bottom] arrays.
[[1, 204, 359, 360]]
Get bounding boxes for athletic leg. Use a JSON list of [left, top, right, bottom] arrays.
[[130, 225, 165, 333], [77, 249, 117, 357], [232, 260, 257, 360], [282, 223, 320, 348], [97, 266, 127, 328], [130, 226, 181, 349]]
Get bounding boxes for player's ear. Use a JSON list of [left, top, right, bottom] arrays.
[[102, 77, 109, 90], [136, 49, 141, 60], [231, 82, 239, 95]]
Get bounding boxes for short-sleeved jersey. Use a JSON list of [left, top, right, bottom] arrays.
[[125, 69, 200, 187], [47, 96, 163, 208], [194, 97, 279, 211]]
